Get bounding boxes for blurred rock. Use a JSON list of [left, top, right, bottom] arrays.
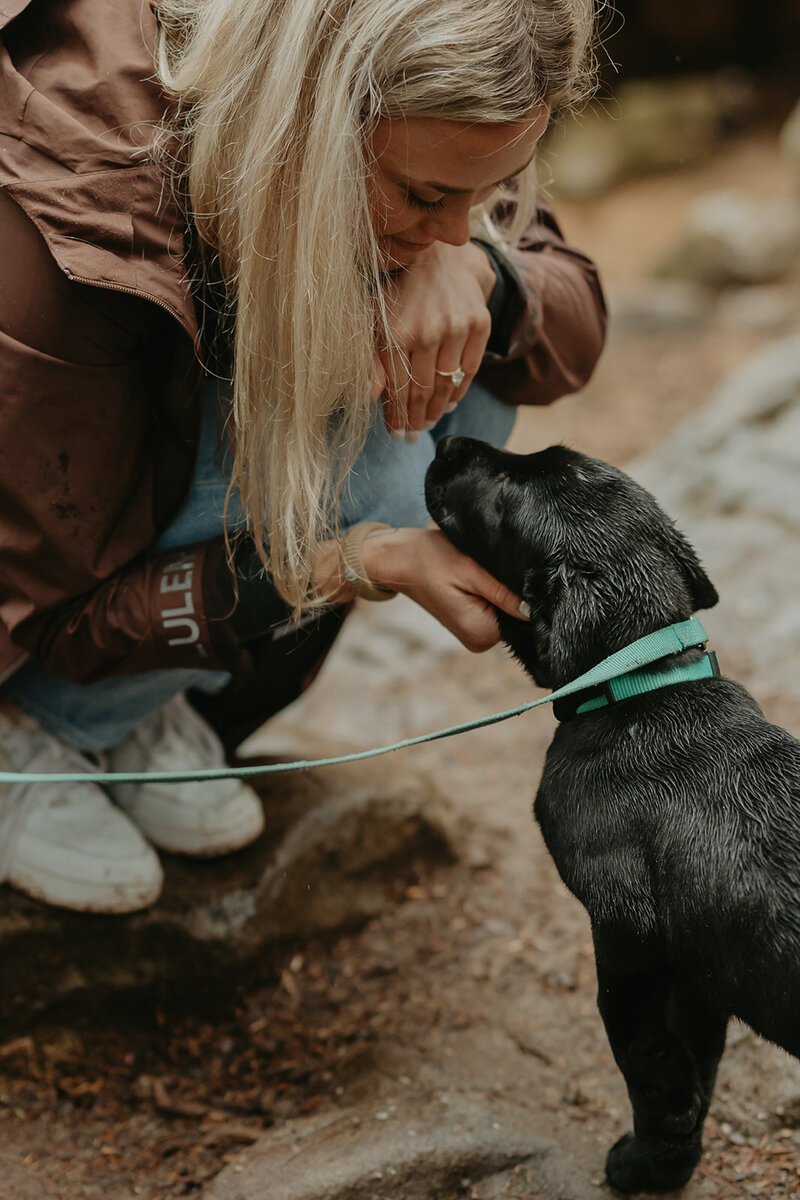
[[545, 73, 755, 198], [541, 109, 624, 199], [333, 593, 460, 672], [0, 758, 456, 1022], [716, 285, 800, 334], [609, 279, 713, 332], [632, 333, 800, 706], [611, 278, 799, 338], [656, 190, 800, 287]]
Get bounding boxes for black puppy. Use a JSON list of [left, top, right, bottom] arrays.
[[425, 436, 800, 1194]]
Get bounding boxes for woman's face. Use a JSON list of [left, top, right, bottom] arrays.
[[367, 106, 550, 268]]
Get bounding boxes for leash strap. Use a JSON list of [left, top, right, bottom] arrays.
[[0, 618, 710, 786], [575, 651, 719, 715]]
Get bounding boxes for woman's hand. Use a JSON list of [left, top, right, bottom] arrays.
[[376, 242, 496, 440], [360, 526, 528, 652]]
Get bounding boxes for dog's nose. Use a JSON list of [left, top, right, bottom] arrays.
[[435, 435, 469, 461]]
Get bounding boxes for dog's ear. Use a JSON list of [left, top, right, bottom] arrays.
[[681, 554, 719, 612], [498, 566, 563, 688], [663, 525, 719, 612]]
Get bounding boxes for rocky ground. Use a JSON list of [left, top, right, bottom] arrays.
[[0, 121, 798, 1199]]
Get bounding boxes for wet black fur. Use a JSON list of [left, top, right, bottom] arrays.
[[425, 436, 800, 1194]]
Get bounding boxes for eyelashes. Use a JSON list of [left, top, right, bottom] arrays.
[[405, 174, 519, 213], [405, 191, 446, 213], [402, 164, 522, 216]]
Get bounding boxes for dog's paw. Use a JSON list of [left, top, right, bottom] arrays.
[[606, 1132, 700, 1194]]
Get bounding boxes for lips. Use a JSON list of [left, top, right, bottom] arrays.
[[391, 237, 433, 252]]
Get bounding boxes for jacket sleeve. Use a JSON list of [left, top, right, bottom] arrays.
[[0, 188, 249, 683], [475, 201, 608, 407]]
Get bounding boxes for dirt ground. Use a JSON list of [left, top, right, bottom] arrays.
[[1, 126, 799, 1199]]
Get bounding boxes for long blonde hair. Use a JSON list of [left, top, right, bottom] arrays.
[[154, 0, 596, 612]]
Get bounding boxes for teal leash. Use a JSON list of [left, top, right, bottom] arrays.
[[0, 618, 713, 787]]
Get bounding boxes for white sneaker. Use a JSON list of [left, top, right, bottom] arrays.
[[0, 708, 163, 913], [106, 695, 265, 857]]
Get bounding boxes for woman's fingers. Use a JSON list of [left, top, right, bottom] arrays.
[[379, 242, 494, 440], [383, 338, 465, 441], [428, 584, 528, 653], [404, 338, 439, 438], [362, 527, 530, 652], [387, 324, 480, 439], [402, 341, 467, 437], [473, 570, 531, 624], [442, 560, 530, 651], [453, 311, 490, 404], [427, 329, 470, 423]]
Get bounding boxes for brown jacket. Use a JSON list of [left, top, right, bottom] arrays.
[[0, 0, 607, 686]]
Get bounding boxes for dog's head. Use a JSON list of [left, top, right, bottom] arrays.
[[425, 437, 718, 688]]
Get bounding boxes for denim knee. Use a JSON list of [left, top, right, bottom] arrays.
[[339, 380, 516, 530]]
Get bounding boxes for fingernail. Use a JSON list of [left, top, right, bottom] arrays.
[[423, 420, 436, 431], [390, 429, 406, 442], [444, 402, 458, 414], [519, 600, 531, 619], [405, 430, 421, 444]]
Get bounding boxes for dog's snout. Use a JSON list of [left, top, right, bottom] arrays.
[[435, 434, 487, 464], [434, 435, 466, 462]]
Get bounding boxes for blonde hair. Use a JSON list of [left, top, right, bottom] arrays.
[[154, 0, 596, 613]]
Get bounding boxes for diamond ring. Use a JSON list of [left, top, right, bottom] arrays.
[[435, 367, 466, 387]]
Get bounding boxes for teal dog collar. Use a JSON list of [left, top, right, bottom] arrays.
[[572, 650, 720, 717], [551, 619, 717, 722]]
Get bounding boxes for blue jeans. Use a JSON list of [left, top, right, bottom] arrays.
[[4, 378, 515, 751]]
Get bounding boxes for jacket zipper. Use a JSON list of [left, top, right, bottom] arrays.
[[64, 272, 198, 343]]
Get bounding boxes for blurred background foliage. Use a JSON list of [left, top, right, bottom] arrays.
[[541, 0, 799, 199]]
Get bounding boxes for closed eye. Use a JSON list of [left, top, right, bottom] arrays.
[[487, 475, 509, 513], [406, 191, 446, 212]]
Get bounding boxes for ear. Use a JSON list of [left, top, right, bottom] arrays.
[[682, 555, 719, 612], [497, 566, 562, 688], [666, 526, 719, 612]]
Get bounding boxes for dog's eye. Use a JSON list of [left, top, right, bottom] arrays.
[[489, 476, 508, 511]]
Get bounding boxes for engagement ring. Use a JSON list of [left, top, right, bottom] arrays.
[[435, 367, 465, 387]]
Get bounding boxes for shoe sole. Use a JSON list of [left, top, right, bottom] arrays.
[[6, 858, 163, 914], [134, 810, 265, 857]]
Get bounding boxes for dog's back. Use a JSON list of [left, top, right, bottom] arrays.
[[537, 675, 800, 1056]]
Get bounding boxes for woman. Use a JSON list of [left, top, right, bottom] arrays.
[[0, 0, 606, 911]]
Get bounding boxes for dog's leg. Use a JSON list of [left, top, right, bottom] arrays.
[[596, 958, 727, 1195]]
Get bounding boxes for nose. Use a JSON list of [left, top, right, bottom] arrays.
[[435, 434, 471, 461], [421, 201, 472, 247]]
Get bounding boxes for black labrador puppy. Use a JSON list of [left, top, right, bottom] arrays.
[[425, 436, 800, 1194]]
